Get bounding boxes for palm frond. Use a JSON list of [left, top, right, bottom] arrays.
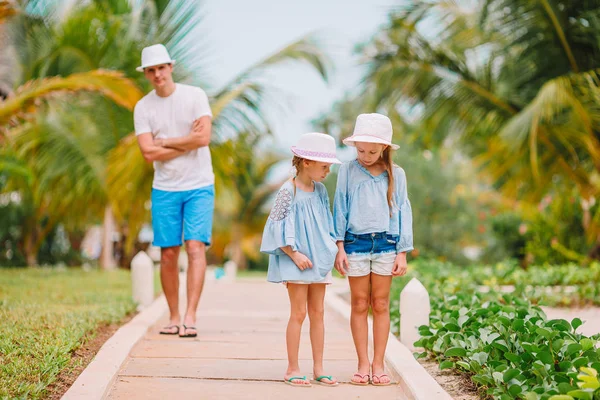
[[106, 134, 152, 252], [0, 70, 142, 126], [0, 0, 17, 23]]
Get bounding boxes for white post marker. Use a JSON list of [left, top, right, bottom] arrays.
[[131, 251, 154, 310], [223, 260, 237, 282], [400, 277, 431, 350]]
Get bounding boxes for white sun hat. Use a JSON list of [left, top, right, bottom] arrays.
[[343, 113, 399, 150], [291, 132, 342, 164], [136, 44, 176, 72]]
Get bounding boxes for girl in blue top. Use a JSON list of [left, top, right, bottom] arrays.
[[261, 132, 341, 387], [333, 113, 414, 386]]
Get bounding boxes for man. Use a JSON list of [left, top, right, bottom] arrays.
[[134, 44, 214, 338]]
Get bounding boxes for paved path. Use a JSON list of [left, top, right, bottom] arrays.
[[105, 279, 406, 399]]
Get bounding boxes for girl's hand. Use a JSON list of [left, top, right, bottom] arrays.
[[291, 252, 313, 271], [335, 247, 349, 276], [392, 252, 407, 276]]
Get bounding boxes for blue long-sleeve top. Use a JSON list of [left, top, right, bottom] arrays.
[[333, 160, 413, 253]]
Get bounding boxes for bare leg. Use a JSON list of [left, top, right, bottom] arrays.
[[182, 240, 206, 335], [371, 273, 393, 385], [160, 246, 181, 332], [349, 275, 371, 384], [307, 284, 337, 385], [285, 283, 310, 385]]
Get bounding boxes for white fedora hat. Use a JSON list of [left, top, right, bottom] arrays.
[[343, 113, 399, 150], [136, 44, 176, 72], [291, 132, 342, 164]]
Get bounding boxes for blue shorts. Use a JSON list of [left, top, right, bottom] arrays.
[[343, 232, 398, 277], [343, 232, 398, 255], [151, 185, 215, 248]]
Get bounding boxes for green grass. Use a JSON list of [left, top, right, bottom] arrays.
[[0, 268, 136, 399]]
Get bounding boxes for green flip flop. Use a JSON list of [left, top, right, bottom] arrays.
[[314, 375, 339, 387], [284, 376, 312, 387]]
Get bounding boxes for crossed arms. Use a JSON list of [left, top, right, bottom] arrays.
[[137, 115, 212, 162]]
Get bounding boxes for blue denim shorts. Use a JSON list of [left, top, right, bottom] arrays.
[[151, 185, 215, 248], [343, 232, 398, 255], [344, 232, 398, 277]]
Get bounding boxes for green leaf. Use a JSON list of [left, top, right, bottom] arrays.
[[486, 332, 501, 344], [445, 323, 461, 332], [523, 342, 540, 353], [572, 318, 583, 330], [508, 384, 523, 396], [472, 352, 488, 365], [458, 315, 470, 327], [456, 361, 471, 371], [537, 327, 555, 340], [537, 351, 554, 365], [551, 319, 572, 332], [548, 396, 575, 400], [559, 361, 574, 372], [512, 319, 525, 331], [580, 339, 594, 352], [558, 382, 577, 394], [505, 353, 521, 364], [567, 343, 583, 356], [503, 368, 520, 382], [492, 371, 504, 383], [573, 357, 590, 369], [445, 347, 467, 357], [566, 389, 593, 400], [492, 340, 509, 353], [440, 360, 454, 370]]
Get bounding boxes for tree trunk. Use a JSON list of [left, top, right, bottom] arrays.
[[23, 231, 38, 266], [229, 223, 247, 270], [100, 205, 116, 270]]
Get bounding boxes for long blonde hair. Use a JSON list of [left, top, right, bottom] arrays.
[[382, 147, 395, 211]]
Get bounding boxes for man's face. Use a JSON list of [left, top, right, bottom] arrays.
[[143, 63, 173, 89]]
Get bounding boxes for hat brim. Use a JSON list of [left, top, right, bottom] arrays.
[[291, 148, 342, 164], [343, 135, 399, 150], [136, 59, 176, 72]]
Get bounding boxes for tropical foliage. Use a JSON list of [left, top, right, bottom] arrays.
[[0, 0, 328, 266]]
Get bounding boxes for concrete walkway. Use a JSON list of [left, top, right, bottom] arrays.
[[105, 279, 406, 400]]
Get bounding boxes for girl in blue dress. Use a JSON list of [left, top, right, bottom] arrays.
[[261, 132, 341, 387]]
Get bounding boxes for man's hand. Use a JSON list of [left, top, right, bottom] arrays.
[[392, 252, 408, 276], [290, 252, 313, 271], [154, 138, 164, 147]]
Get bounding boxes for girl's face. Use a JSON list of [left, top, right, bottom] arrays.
[[302, 160, 332, 182], [355, 142, 387, 166]]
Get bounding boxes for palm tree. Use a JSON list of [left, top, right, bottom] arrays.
[[2, 0, 330, 266], [362, 0, 600, 247], [0, 2, 143, 265], [209, 133, 286, 269]]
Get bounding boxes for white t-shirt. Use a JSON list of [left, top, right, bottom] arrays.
[[134, 83, 214, 192]]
